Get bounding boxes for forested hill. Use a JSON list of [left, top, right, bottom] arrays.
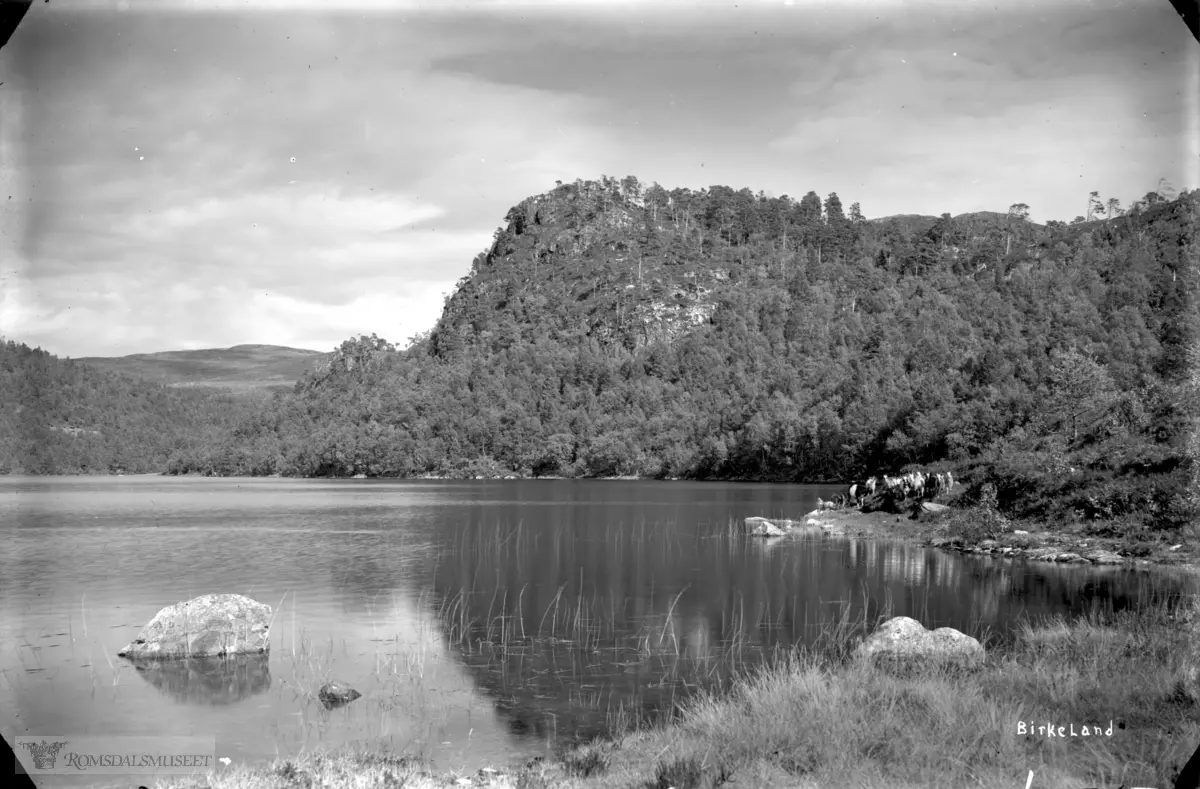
[[426, 186, 1042, 360], [0, 341, 269, 474], [8, 176, 1199, 532]]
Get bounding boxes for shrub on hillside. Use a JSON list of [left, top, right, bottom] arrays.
[[942, 483, 1012, 542]]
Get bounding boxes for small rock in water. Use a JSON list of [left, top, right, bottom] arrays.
[[318, 679, 362, 709]]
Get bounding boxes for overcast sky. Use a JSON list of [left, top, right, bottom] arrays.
[[0, 0, 1196, 358]]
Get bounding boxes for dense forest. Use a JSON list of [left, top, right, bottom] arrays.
[[0, 341, 268, 475], [3, 176, 1197, 533]]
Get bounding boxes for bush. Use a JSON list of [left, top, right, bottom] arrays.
[[1119, 538, 1157, 558], [962, 434, 1194, 534], [943, 504, 1011, 543], [1067, 462, 1195, 530]]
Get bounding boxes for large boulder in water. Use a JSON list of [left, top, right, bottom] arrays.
[[118, 594, 272, 660], [855, 616, 985, 673]]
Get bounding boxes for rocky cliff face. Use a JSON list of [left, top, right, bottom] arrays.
[[428, 178, 723, 358]]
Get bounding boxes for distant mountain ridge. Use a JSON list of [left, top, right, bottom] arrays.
[[869, 211, 1019, 224], [1, 339, 268, 475], [75, 344, 331, 393]]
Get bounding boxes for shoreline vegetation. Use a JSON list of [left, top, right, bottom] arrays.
[[141, 592, 1200, 789]]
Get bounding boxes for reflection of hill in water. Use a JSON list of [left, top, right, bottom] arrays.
[[127, 654, 271, 706], [426, 508, 1197, 744]]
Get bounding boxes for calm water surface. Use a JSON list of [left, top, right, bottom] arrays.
[[1, 476, 1195, 786]]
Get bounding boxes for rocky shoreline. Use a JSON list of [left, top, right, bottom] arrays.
[[746, 507, 1200, 575]]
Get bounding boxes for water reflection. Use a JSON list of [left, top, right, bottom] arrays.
[[425, 502, 1195, 745], [126, 654, 272, 705], [1, 477, 1195, 776]]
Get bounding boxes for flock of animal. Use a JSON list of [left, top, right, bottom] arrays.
[[817, 470, 955, 511]]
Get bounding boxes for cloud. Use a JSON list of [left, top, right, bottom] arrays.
[[13, 183, 491, 351], [115, 190, 443, 246], [0, 74, 32, 344], [246, 282, 456, 351], [762, 3, 1194, 221], [769, 85, 1161, 221], [3, 5, 619, 355], [1, 0, 1194, 357]]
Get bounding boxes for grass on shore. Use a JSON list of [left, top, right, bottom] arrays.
[[148, 590, 1200, 789]]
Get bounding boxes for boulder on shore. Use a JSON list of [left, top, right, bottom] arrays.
[[118, 593, 272, 660], [855, 616, 985, 673], [744, 516, 790, 537], [911, 500, 953, 521], [743, 517, 822, 537], [1082, 549, 1124, 565], [318, 679, 362, 709]]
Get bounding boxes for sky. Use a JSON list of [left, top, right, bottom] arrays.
[[0, 0, 1196, 358]]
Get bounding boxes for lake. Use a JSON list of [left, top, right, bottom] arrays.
[[2, 476, 1195, 785]]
